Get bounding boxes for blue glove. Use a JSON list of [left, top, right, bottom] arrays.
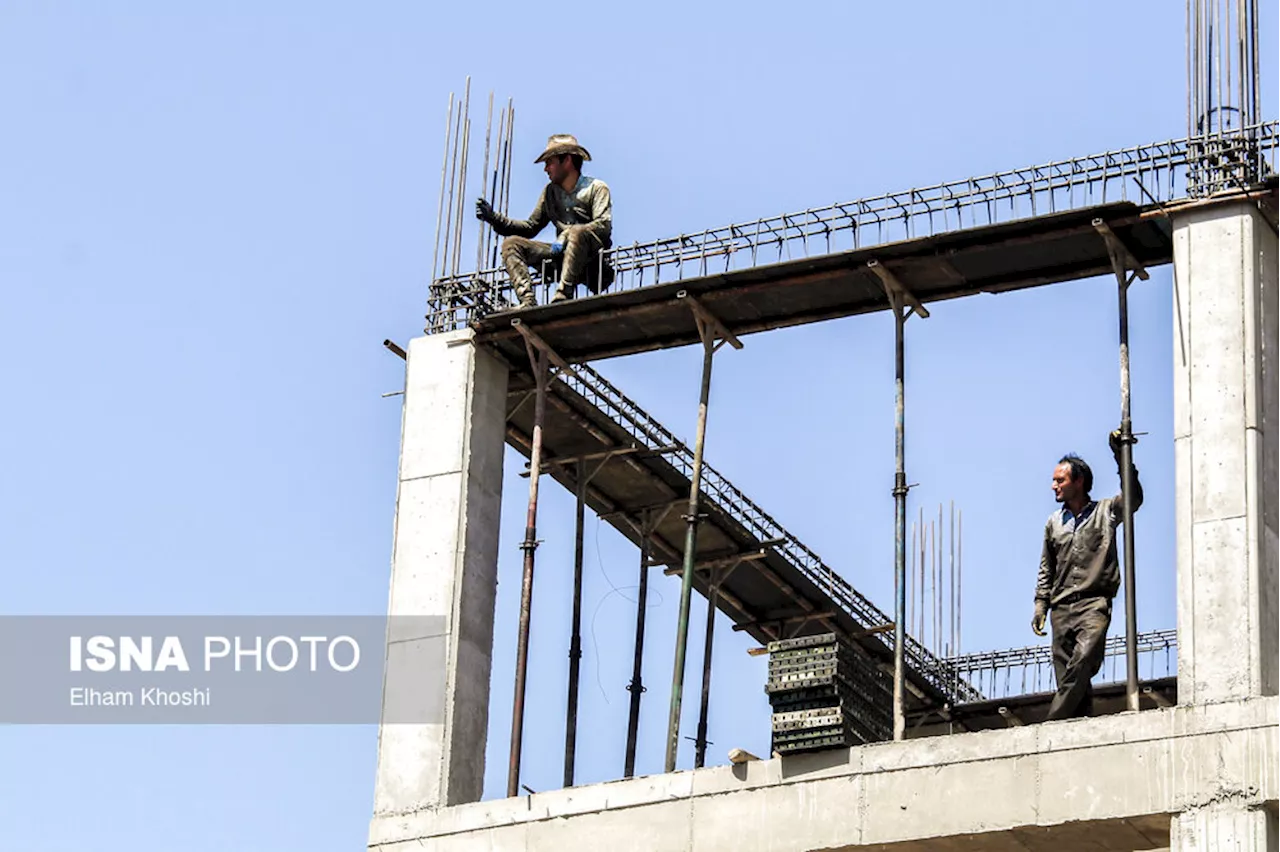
[[551, 242, 563, 256]]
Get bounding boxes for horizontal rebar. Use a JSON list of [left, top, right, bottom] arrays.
[[426, 124, 1277, 328]]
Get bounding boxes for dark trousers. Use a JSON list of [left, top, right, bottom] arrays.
[[500, 228, 611, 307], [1046, 594, 1112, 721]]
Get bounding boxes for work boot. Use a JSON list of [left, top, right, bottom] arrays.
[[550, 283, 576, 304], [507, 267, 537, 309]]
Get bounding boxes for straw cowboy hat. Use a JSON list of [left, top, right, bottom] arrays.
[[534, 134, 592, 164]]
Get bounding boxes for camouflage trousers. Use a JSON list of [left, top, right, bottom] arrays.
[[500, 226, 612, 308]]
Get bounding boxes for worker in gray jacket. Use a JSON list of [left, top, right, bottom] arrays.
[[476, 134, 613, 308], [1032, 431, 1143, 721]]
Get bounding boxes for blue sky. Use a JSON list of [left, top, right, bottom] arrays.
[[2, 2, 1275, 849]]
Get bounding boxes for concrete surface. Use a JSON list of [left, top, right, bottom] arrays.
[[368, 697, 1277, 851], [1172, 201, 1280, 705], [370, 330, 509, 818]]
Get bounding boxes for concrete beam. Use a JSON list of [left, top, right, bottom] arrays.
[[368, 696, 1277, 851]]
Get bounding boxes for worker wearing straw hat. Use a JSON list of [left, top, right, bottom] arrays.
[[476, 134, 613, 308]]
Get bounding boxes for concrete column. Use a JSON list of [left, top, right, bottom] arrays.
[[371, 330, 509, 818], [1172, 199, 1279, 706], [1171, 803, 1278, 851]]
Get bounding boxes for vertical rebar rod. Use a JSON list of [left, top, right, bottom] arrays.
[[475, 91, 494, 274], [909, 522, 917, 640], [455, 114, 470, 273], [503, 104, 515, 216], [623, 511, 652, 778], [918, 506, 925, 641], [489, 104, 509, 271], [1249, 0, 1260, 131], [667, 329, 716, 771], [508, 348, 549, 798], [431, 93, 455, 283], [563, 459, 586, 788], [440, 104, 462, 284], [694, 567, 718, 769], [486, 104, 506, 269], [1118, 276, 1140, 712], [451, 79, 471, 277], [937, 504, 943, 658], [957, 509, 963, 656], [950, 501, 956, 657], [931, 511, 942, 649], [891, 300, 907, 742]]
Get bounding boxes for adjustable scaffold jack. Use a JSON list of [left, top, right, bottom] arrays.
[[665, 291, 743, 773], [867, 259, 930, 742], [1092, 218, 1149, 714], [507, 318, 578, 798]]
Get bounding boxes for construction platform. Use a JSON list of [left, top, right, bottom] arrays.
[[473, 199, 1179, 364]]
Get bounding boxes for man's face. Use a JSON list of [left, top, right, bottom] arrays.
[[1051, 463, 1080, 504], [544, 154, 570, 184]]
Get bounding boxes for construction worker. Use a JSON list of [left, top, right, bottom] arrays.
[[475, 134, 613, 308], [1031, 431, 1144, 721]]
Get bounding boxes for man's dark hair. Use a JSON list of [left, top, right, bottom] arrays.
[[1059, 454, 1093, 492], [561, 153, 584, 171]]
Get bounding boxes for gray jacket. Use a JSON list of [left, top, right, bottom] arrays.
[[1035, 469, 1144, 608]]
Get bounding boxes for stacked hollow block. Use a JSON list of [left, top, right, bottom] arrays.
[[766, 632, 893, 754]]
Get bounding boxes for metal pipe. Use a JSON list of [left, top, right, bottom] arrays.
[[508, 349, 549, 798], [892, 300, 907, 742], [694, 567, 718, 768], [1118, 278, 1140, 712], [563, 459, 586, 788], [624, 511, 652, 778], [957, 509, 963, 656], [666, 331, 716, 771]]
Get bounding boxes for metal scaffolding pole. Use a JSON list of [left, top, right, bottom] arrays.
[[693, 564, 723, 769], [624, 509, 657, 778], [665, 291, 742, 773], [1093, 219, 1149, 713], [868, 260, 928, 742], [507, 319, 578, 797], [563, 459, 586, 788]]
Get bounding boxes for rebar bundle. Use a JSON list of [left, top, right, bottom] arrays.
[[1187, 0, 1268, 194]]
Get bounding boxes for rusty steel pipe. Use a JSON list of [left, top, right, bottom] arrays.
[[624, 511, 653, 778], [1118, 278, 1140, 712], [666, 332, 716, 772], [892, 300, 908, 742], [508, 350, 549, 798], [694, 569, 718, 769], [563, 460, 586, 787]]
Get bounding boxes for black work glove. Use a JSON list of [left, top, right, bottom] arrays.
[[1031, 601, 1048, 637], [475, 198, 494, 222]]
